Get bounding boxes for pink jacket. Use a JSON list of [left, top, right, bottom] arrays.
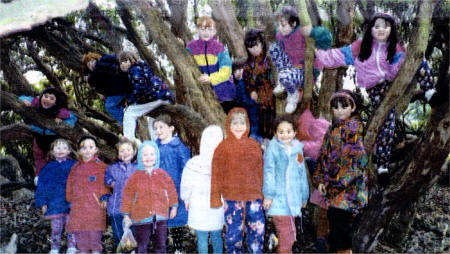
[[315, 39, 405, 89]]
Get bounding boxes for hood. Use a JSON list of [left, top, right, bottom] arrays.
[[225, 107, 250, 140], [199, 125, 223, 158], [137, 140, 160, 171]]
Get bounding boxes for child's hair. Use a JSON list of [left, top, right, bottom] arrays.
[[274, 5, 300, 28], [273, 114, 297, 132], [77, 134, 98, 149], [359, 13, 399, 64], [229, 110, 247, 123], [154, 114, 177, 134], [196, 16, 215, 28], [81, 52, 101, 74], [330, 89, 362, 117], [244, 29, 267, 59], [49, 138, 72, 158], [39, 87, 68, 110], [232, 60, 245, 73], [118, 51, 139, 66], [115, 138, 138, 152]]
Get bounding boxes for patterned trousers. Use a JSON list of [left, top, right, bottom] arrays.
[[50, 214, 76, 251], [269, 42, 304, 94]]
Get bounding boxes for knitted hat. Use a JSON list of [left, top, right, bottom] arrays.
[[77, 134, 98, 147], [310, 26, 333, 50]]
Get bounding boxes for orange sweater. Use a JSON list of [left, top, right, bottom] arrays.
[[210, 107, 264, 208], [121, 169, 178, 223]]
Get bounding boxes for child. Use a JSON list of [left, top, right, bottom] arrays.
[[66, 135, 110, 254], [118, 51, 174, 141], [82, 52, 131, 125], [35, 138, 77, 254], [104, 138, 138, 247], [19, 87, 77, 183], [262, 114, 309, 253], [211, 107, 265, 253], [269, 5, 332, 113], [186, 16, 236, 113], [315, 13, 404, 175], [121, 141, 178, 253], [180, 125, 224, 254], [233, 60, 261, 143], [313, 90, 368, 253], [243, 29, 276, 139], [153, 114, 191, 253]]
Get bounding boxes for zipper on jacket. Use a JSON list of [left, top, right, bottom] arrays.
[[376, 43, 386, 78], [204, 41, 211, 75]]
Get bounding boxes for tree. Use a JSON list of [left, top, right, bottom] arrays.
[[0, 0, 448, 252]]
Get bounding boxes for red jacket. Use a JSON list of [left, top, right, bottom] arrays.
[[66, 156, 109, 232], [210, 107, 263, 208], [121, 169, 178, 223]]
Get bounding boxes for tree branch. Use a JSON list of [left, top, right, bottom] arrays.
[[25, 39, 62, 89]]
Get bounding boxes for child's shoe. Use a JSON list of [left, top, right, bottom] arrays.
[[273, 81, 285, 95], [49, 249, 59, 254], [285, 90, 299, 113], [66, 247, 77, 254]]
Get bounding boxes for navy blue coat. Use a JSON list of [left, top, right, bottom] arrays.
[[87, 54, 131, 96], [235, 79, 260, 138], [35, 159, 77, 216]]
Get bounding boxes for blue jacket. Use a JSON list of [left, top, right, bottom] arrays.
[[127, 61, 174, 105], [88, 54, 131, 96], [35, 159, 77, 216], [234, 79, 260, 139], [105, 160, 138, 215], [263, 138, 309, 216], [157, 136, 191, 227]]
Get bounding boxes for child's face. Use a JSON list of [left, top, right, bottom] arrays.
[[233, 68, 244, 80], [118, 143, 136, 163], [230, 118, 247, 139], [198, 25, 217, 41], [371, 18, 391, 43], [41, 93, 57, 109], [248, 41, 263, 57], [52, 142, 70, 161], [332, 101, 355, 121], [154, 121, 175, 143], [79, 139, 98, 162], [141, 145, 157, 169], [120, 60, 131, 72], [275, 121, 296, 146], [277, 18, 295, 36]]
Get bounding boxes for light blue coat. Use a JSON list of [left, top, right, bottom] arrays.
[[263, 138, 309, 216]]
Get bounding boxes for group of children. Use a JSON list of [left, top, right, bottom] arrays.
[[27, 5, 437, 254]]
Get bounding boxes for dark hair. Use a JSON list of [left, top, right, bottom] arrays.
[[38, 87, 68, 118], [154, 114, 177, 134], [77, 134, 98, 148], [244, 29, 267, 60], [359, 13, 399, 63], [330, 89, 362, 117], [115, 137, 138, 153], [273, 114, 297, 132], [275, 6, 300, 28], [232, 60, 245, 72]]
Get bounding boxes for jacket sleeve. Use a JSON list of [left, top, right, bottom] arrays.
[[209, 50, 232, 86], [65, 163, 78, 203], [316, 39, 361, 68], [127, 65, 142, 105], [57, 108, 70, 119], [104, 165, 115, 187], [298, 150, 310, 204], [313, 130, 331, 187], [210, 145, 224, 208], [180, 160, 193, 203], [262, 142, 276, 200], [235, 79, 257, 107], [97, 163, 111, 199], [178, 143, 191, 173], [35, 164, 50, 208], [385, 44, 405, 81], [120, 173, 136, 215]]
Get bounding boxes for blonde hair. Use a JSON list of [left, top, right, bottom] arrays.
[[81, 52, 101, 74], [196, 16, 215, 28], [115, 138, 138, 153], [230, 111, 246, 123], [118, 51, 139, 65]]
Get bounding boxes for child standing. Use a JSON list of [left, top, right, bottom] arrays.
[[186, 16, 236, 113], [19, 87, 77, 183], [211, 107, 265, 253], [104, 138, 138, 248], [121, 141, 178, 253], [66, 135, 110, 254], [180, 125, 224, 254], [153, 114, 191, 253], [315, 13, 404, 176], [35, 139, 77, 254], [262, 114, 309, 253], [243, 29, 276, 139], [313, 90, 368, 253], [118, 51, 174, 141]]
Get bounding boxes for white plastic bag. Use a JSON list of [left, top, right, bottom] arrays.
[[117, 227, 137, 252]]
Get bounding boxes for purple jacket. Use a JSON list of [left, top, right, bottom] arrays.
[[105, 161, 138, 215], [316, 39, 405, 89]]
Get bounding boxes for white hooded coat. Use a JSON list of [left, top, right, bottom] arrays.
[[180, 125, 225, 231]]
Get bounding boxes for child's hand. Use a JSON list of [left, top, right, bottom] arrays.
[[184, 202, 189, 211], [123, 215, 132, 228], [54, 118, 63, 124], [318, 183, 327, 195], [23, 100, 31, 106], [101, 201, 107, 209], [169, 207, 178, 219], [263, 199, 272, 210], [250, 91, 258, 102], [198, 74, 211, 83], [41, 205, 47, 214]]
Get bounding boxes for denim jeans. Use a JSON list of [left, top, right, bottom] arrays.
[[105, 94, 126, 125], [195, 229, 223, 254]]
